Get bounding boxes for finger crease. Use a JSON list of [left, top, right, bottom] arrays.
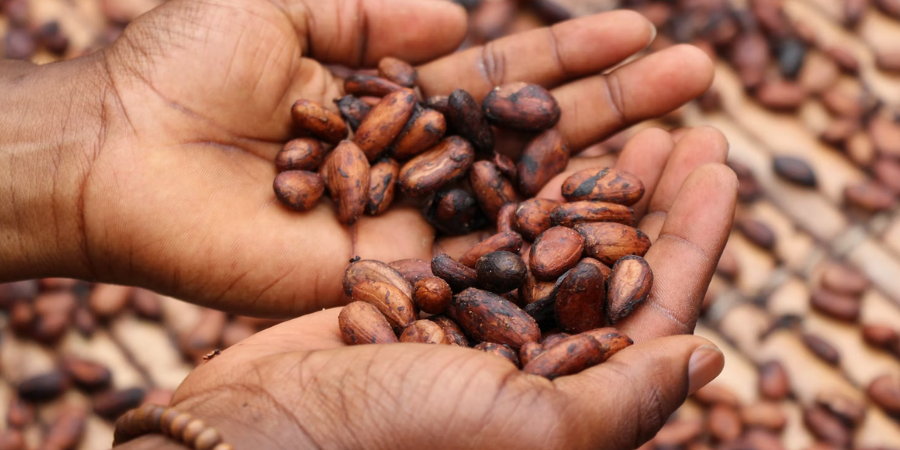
[[479, 41, 505, 88], [603, 72, 627, 127], [354, 0, 369, 67], [647, 297, 691, 331], [546, 26, 570, 81], [657, 231, 712, 262]]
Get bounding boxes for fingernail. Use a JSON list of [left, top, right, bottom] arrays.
[[646, 23, 657, 49], [688, 345, 724, 395]]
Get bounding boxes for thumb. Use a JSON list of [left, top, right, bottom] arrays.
[[554, 335, 724, 450]]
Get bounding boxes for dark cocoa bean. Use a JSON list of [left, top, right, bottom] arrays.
[[821, 264, 869, 296], [389, 108, 447, 160], [446, 89, 494, 155], [377, 57, 417, 88], [810, 288, 860, 322], [421, 188, 488, 236], [42, 405, 86, 450], [575, 222, 651, 266], [17, 371, 69, 403], [73, 306, 96, 337], [355, 88, 417, 161], [515, 198, 559, 241], [520, 270, 567, 322], [400, 320, 445, 344], [275, 139, 326, 172], [867, 374, 900, 415], [344, 74, 403, 97], [334, 95, 372, 131], [339, 301, 399, 345], [451, 288, 540, 349], [274, 170, 325, 212], [732, 32, 770, 89], [728, 160, 762, 203], [93, 388, 146, 420], [497, 202, 518, 234], [550, 201, 634, 227], [431, 253, 479, 293], [62, 357, 112, 392], [366, 158, 400, 215], [399, 136, 475, 196], [430, 315, 469, 347], [517, 128, 569, 196], [342, 259, 413, 298], [802, 333, 840, 365], [469, 161, 518, 220], [735, 218, 776, 250], [291, 99, 347, 144], [473, 342, 519, 366], [482, 82, 560, 131], [741, 402, 787, 430], [475, 251, 527, 293], [529, 226, 584, 280], [759, 361, 791, 400], [131, 288, 162, 321], [426, 95, 451, 116], [327, 140, 370, 225], [555, 259, 606, 333], [816, 391, 866, 425], [773, 156, 817, 187], [862, 324, 898, 350], [459, 231, 523, 268], [352, 280, 416, 330], [389, 259, 434, 286], [413, 277, 453, 314], [522, 328, 632, 379]]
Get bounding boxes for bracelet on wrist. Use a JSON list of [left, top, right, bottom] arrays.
[[113, 404, 234, 450]]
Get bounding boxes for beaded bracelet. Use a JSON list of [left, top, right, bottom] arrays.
[[112, 404, 234, 450]]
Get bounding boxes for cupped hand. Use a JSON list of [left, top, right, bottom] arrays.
[[71, 0, 723, 317]]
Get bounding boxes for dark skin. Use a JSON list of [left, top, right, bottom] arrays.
[[0, 0, 737, 447]]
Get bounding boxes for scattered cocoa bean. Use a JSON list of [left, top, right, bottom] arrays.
[[343, 74, 403, 97], [352, 280, 416, 330], [693, 384, 741, 407], [731, 32, 770, 89], [131, 288, 162, 321], [709, 404, 743, 442], [515, 198, 559, 241], [862, 324, 898, 350], [741, 402, 787, 430], [529, 226, 585, 280], [9, 302, 34, 335], [810, 288, 860, 322], [389, 108, 447, 160], [555, 259, 606, 333], [446, 89, 494, 155], [469, 161, 518, 220], [874, 157, 900, 194], [816, 390, 866, 425], [327, 140, 370, 225], [62, 356, 112, 392], [451, 288, 540, 349], [473, 342, 520, 366], [431, 253, 479, 293], [413, 277, 453, 314], [743, 429, 786, 450], [518, 341, 544, 367], [607, 255, 653, 324], [342, 259, 413, 299], [93, 388, 146, 420], [355, 88, 417, 161], [522, 328, 632, 379], [291, 99, 347, 144], [844, 181, 896, 212], [459, 232, 523, 268], [41, 404, 86, 450], [773, 156, 817, 187], [868, 114, 900, 158], [17, 370, 70, 403], [755, 80, 807, 111], [820, 264, 869, 296], [366, 158, 400, 215], [389, 259, 434, 286], [758, 361, 791, 400], [334, 95, 372, 131], [803, 405, 851, 447], [274, 170, 325, 212], [430, 315, 469, 347], [339, 301, 399, 345], [825, 46, 859, 74], [399, 136, 475, 196], [475, 251, 527, 293], [867, 374, 900, 415], [802, 333, 840, 365], [73, 306, 96, 337], [575, 222, 651, 266], [400, 320, 446, 344], [377, 57, 417, 88], [517, 128, 569, 196], [422, 188, 488, 235], [482, 82, 560, 131], [275, 139, 326, 172], [497, 202, 518, 234], [735, 218, 776, 250], [4, 28, 36, 61], [550, 201, 634, 227]]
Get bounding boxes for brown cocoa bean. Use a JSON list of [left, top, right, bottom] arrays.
[[802, 333, 840, 365], [869, 114, 900, 158], [773, 156, 817, 187], [451, 288, 540, 349], [17, 370, 70, 403], [579, 257, 611, 279], [352, 280, 416, 330], [731, 32, 770, 89], [741, 402, 787, 431], [755, 80, 807, 111], [693, 384, 741, 407], [432, 253, 479, 293], [426, 95, 451, 116], [413, 277, 453, 314], [470, 161, 518, 220], [497, 202, 518, 234], [377, 57, 417, 88], [518, 341, 544, 367], [446, 89, 494, 155], [42, 405, 86, 450], [180, 309, 226, 360], [459, 232, 523, 269], [399, 136, 475, 196], [318, 147, 337, 186], [334, 95, 372, 131], [822, 84, 868, 118], [862, 324, 898, 350], [475, 251, 527, 293], [492, 153, 518, 183], [735, 218, 776, 250], [32, 312, 70, 345], [62, 357, 112, 392], [274, 170, 325, 212], [846, 131, 875, 167], [607, 255, 653, 324], [555, 259, 606, 333], [355, 88, 417, 161], [844, 0, 868, 25], [339, 301, 399, 345], [365, 158, 400, 215], [275, 138, 326, 172], [529, 226, 585, 280], [343, 259, 414, 299], [73, 306, 96, 337], [803, 405, 851, 447], [389, 259, 435, 286], [821, 264, 869, 296], [522, 328, 632, 379], [88, 284, 130, 319], [517, 128, 569, 196], [9, 302, 34, 335], [550, 201, 634, 227], [0, 428, 24, 450], [728, 160, 761, 203], [328, 140, 370, 225], [0, 281, 37, 309], [7, 396, 34, 429], [825, 46, 860, 74], [473, 342, 519, 366], [344, 74, 403, 97], [291, 99, 347, 145], [540, 331, 571, 348], [844, 181, 897, 212], [430, 315, 469, 347], [654, 419, 704, 447], [758, 361, 790, 400], [867, 374, 900, 415], [482, 82, 560, 132], [716, 248, 739, 282], [400, 320, 446, 344], [515, 198, 559, 241], [221, 320, 255, 348], [389, 108, 447, 160], [575, 222, 651, 266], [810, 288, 860, 322], [131, 288, 162, 321], [93, 388, 146, 420], [422, 188, 488, 236], [816, 391, 866, 425], [874, 157, 900, 194], [709, 404, 743, 442]]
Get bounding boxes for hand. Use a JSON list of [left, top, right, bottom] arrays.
[[1, 0, 722, 318]]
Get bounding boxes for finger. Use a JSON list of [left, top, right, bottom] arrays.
[[434, 230, 495, 260], [618, 164, 738, 342], [287, 0, 468, 66], [638, 126, 728, 241], [554, 335, 724, 449], [613, 128, 676, 220], [417, 11, 656, 99]]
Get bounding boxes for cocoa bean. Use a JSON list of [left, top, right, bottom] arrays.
[[343, 74, 403, 97], [377, 57, 417, 88], [291, 99, 347, 145], [869, 114, 900, 158], [275, 139, 326, 172], [221, 320, 255, 348], [743, 429, 786, 450], [698, 88, 722, 112], [460, 232, 523, 269], [351, 280, 416, 330], [522, 328, 632, 379], [822, 118, 861, 147], [0, 281, 37, 308], [431, 253, 479, 293], [41, 405, 86, 450], [803, 405, 851, 447], [821, 264, 869, 296], [399, 136, 475, 196], [274, 170, 325, 212], [716, 249, 739, 282], [482, 82, 560, 131], [741, 402, 787, 431], [802, 333, 840, 365], [446, 89, 494, 155], [93, 388, 146, 420], [773, 156, 817, 187], [809, 288, 860, 322], [778, 38, 806, 79], [497, 202, 518, 234], [515, 198, 559, 241], [339, 301, 399, 345], [327, 140, 370, 225], [32, 312, 70, 345], [470, 0, 516, 40], [475, 251, 527, 293], [422, 188, 488, 235], [6, 396, 34, 429], [62, 356, 112, 392], [876, 49, 900, 72], [334, 95, 372, 131], [17, 370, 70, 403], [606, 255, 653, 324], [517, 128, 569, 196], [755, 80, 807, 111], [709, 404, 743, 442], [366, 158, 400, 215], [0, 429, 24, 450], [844, 0, 868, 26], [400, 320, 446, 344], [555, 259, 606, 333], [845, 131, 875, 167], [451, 288, 540, 349], [342, 259, 414, 299], [867, 374, 900, 415], [693, 384, 741, 407], [355, 88, 417, 161], [9, 302, 34, 335], [473, 342, 519, 366], [426, 96, 451, 116], [318, 148, 337, 186], [492, 153, 518, 183], [735, 218, 776, 250], [87, 284, 129, 319], [550, 201, 634, 227], [430, 315, 469, 347], [540, 331, 570, 348], [469, 161, 518, 220], [73, 306, 96, 337], [654, 419, 704, 447], [816, 390, 866, 425], [874, 0, 900, 17], [529, 226, 585, 280], [861, 324, 898, 350], [758, 361, 790, 400], [413, 277, 453, 314], [389, 108, 446, 160], [825, 46, 859, 74], [844, 181, 897, 212], [750, 0, 791, 37], [389, 259, 434, 286], [520, 270, 567, 322], [874, 157, 900, 194], [131, 288, 162, 321], [728, 160, 761, 202], [731, 32, 770, 89], [518, 341, 544, 367], [4, 28, 36, 61], [575, 222, 651, 266]]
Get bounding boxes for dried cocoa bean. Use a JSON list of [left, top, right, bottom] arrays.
[[352, 280, 416, 330], [755, 80, 807, 111], [482, 82, 560, 131], [778, 38, 806, 79], [62, 357, 112, 392], [291, 99, 347, 144], [575, 222, 651, 266], [9, 302, 34, 335], [529, 226, 584, 280], [451, 288, 540, 349], [735, 218, 776, 250], [816, 391, 866, 425], [773, 156, 817, 187], [759, 361, 790, 400], [400, 320, 446, 344], [431, 253, 479, 293], [469, 161, 518, 220], [874, 157, 900, 194], [844, 181, 897, 212], [446, 89, 494, 155], [342, 259, 414, 299], [355, 88, 417, 161], [87, 284, 129, 319], [519, 341, 544, 367], [560, 167, 645, 205], [869, 114, 900, 158], [803, 405, 851, 447], [389, 259, 435, 286], [32, 311, 70, 345], [399, 136, 475, 196], [517, 128, 569, 196], [93, 388, 146, 420], [413, 277, 453, 314], [693, 384, 741, 407], [339, 301, 399, 345], [131, 288, 162, 321], [555, 259, 606, 333], [344, 74, 403, 97], [810, 288, 860, 322], [716, 249, 739, 281], [709, 404, 743, 442], [274, 170, 325, 212], [334, 95, 372, 131], [318, 148, 337, 187], [492, 153, 518, 183], [430, 315, 469, 347], [862, 324, 898, 350], [741, 402, 787, 430], [475, 251, 527, 293], [522, 328, 632, 379], [826, 46, 860, 74], [275, 138, 326, 172], [327, 140, 370, 225], [867, 374, 900, 415], [17, 371, 69, 403], [731, 32, 770, 89], [821, 264, 869, 296], [42, 405, 86, 450], [422, 188, 488, 235], [497, 202, 518, 234], [459, 232, 523, 268], [515, 198, 559, 241], [550, 201, 634, 227], [366, 158, 400, 215], [540, 332, 570, 348], [606, 255, 653, 324], [802, 333, 840, 365], [389, 108, 447, 160], [73, 306, 96, 337], [473, 342, 519, 366], [377, 57, 417, 88]]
